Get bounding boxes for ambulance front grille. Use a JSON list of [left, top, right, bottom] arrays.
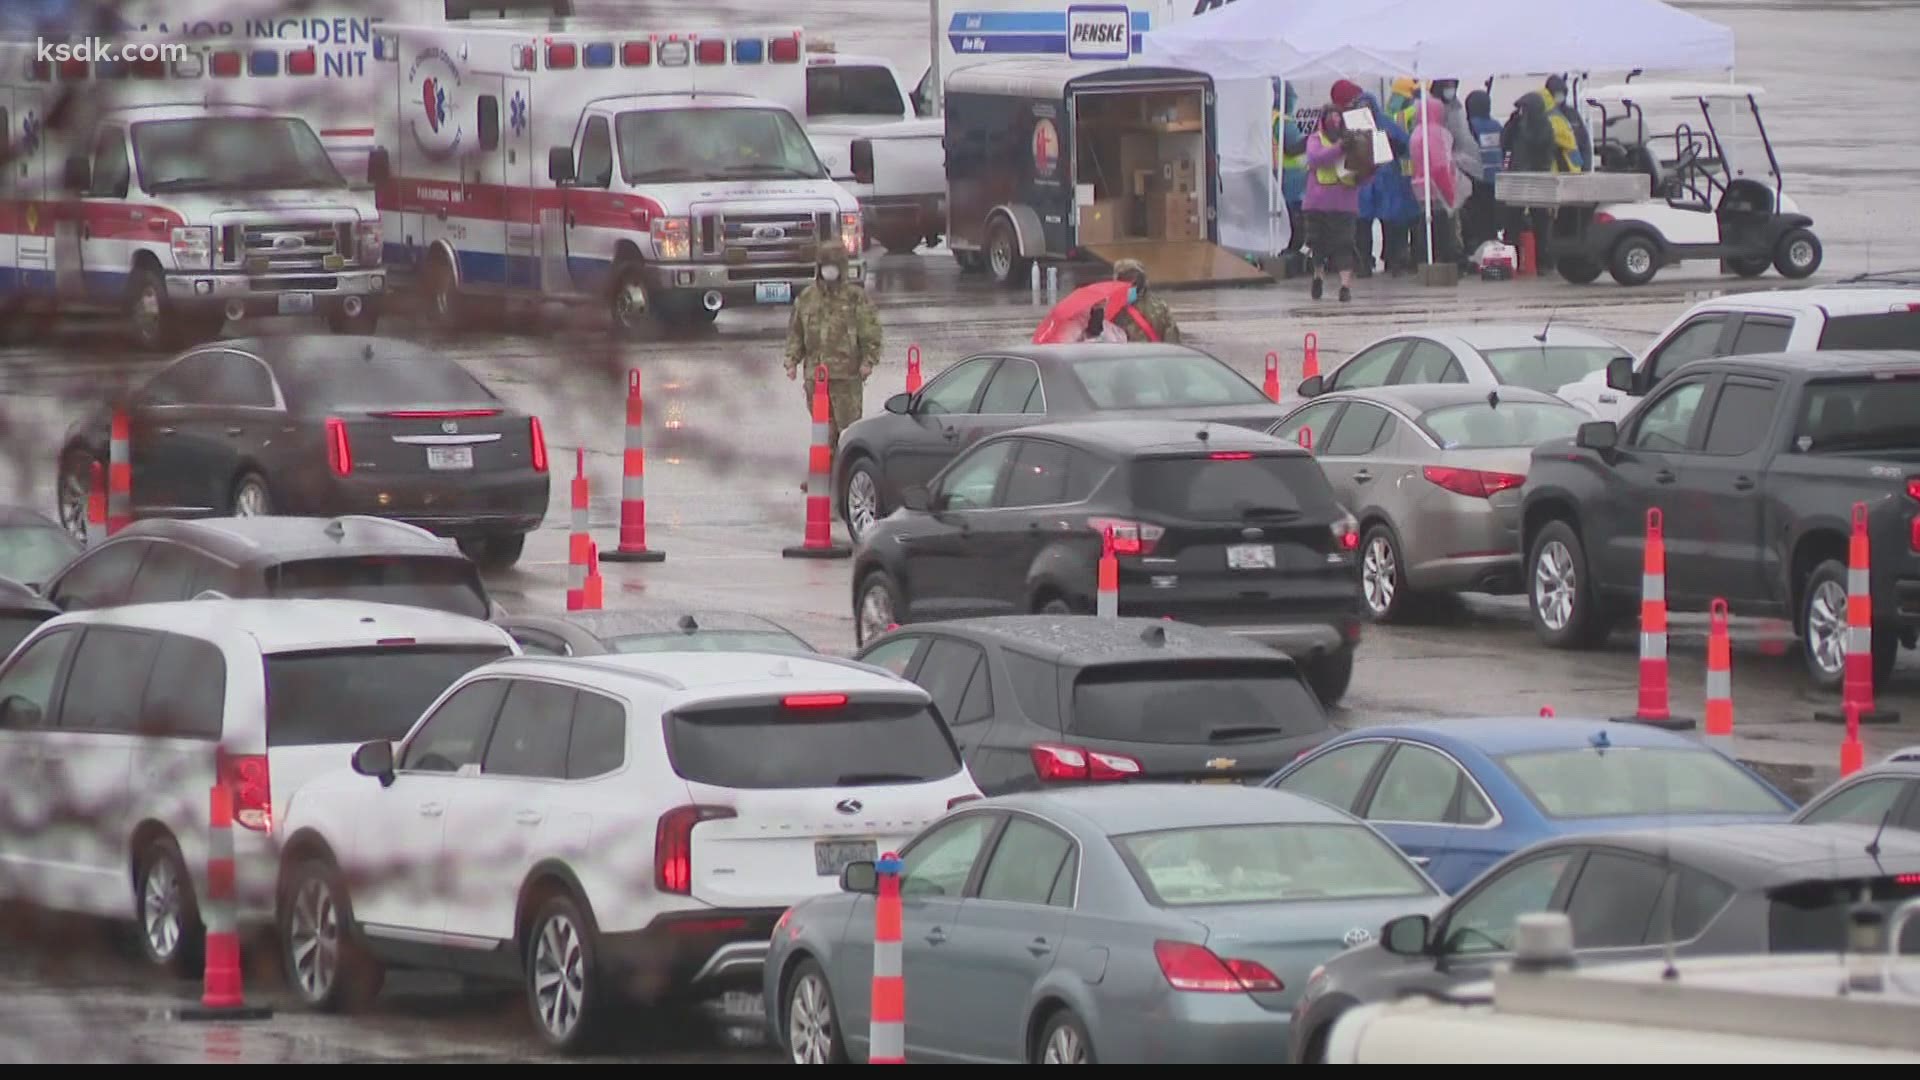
[[701, 212, 822, 262], [223, 221, 353, 272]]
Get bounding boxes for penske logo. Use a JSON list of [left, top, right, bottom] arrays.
[[1066, 5, 1131, 60]]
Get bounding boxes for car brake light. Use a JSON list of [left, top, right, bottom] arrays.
[[529, 417, 549, 472], [325, 417, 352, 477], [218, 752, 272, 832], [1908, 478, 1920, 501], [947, 794, 982, 810], [1087, 517, 1164, 556], [1912, 512, 1920, 555], [373, 409, 502, 419], [1210, 452, 1254, 460], [655, 804, 736, 894], [783, 693, 848, 709], [1332, 514, 1360, 552], [1030, 743, 1142, 782], [1422, 465, 1525, 499], [1154, 940, 1284, 993], [1899, 873, 1920, 886]]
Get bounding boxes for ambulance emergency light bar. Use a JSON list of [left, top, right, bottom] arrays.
[[509, 32, 799, 72], [27, 45, 322, 82]]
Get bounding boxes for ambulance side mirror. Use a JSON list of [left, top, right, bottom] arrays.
[[62, 155, 90, 193], [366, 148, 391, 186], [477, 95, 500, 153], [548, 147, 576, 184]]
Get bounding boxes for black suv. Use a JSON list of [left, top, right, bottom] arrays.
[[42, 515, 495, 620], [850, 420, 1365, 704], [854, 615, 1333, 793]]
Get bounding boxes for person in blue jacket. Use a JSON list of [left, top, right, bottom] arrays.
[[1331, 79, 1414, 278], [1275, 80, 1313, 276], [1463, 87, 1505, 254]]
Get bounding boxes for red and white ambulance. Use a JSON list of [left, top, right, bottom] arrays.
[[372, 22, 865, 331], [0, 40, 387, 347]]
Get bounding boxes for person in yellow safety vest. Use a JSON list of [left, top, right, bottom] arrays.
[[1275, 80, 1311, 275], [1383, 77, 1420, 275], [1536, 87, 1582, 173]]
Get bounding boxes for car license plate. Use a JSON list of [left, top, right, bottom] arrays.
[[815, 839, 877, 876], [1190, 777, 1241, 785], [718, 991, 763, 1020], [277, 292, 315, 315], [427, 446, 473, 471], [755, 282, 793, 304], [1227, 543, 1276, 571]]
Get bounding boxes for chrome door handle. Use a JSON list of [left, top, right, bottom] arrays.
[[942, 429, 958, 441], [1352, 470, 1373, 483], [1027, 937, 1053, 957], [225, 427, 243, 437], [515, 809, 544, 825], [418, 801, 444, 818], [1732, 476, 1755, 491], [1655, 469, 1676, 484], [926, 927, 947, 945]]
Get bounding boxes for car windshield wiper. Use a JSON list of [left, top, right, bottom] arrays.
[[835, 771, 929, 785], [145, 177, 217, 192], [721, 163, 821, 179], [628, 166, 699, 182], [1209, 724, 1286, 741]]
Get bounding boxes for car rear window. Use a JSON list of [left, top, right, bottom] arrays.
[[1793, 377, 1920, 455], [282, 349, 497, 404], [1069, 661, 1326, 745], [0, 524, 80, 588], [1071, 352, 1269, 410], [1480, 347, 1623, 393], [1420, 401, 1586, 448], [264, 644, 511, 747], [0, 613, 50, 659], [609, 630, 815, 655], [269, 556, 490, 619], [1128, 454, 1340, 521], [1498, 747, 1787, 818], [1116, 823, 1433, 907], [1816, 309, 1920, 350], [1769, 876, 1920, 954], [666, 698, 962, 789]]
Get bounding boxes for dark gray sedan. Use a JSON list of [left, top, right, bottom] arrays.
[[765, 784, 1442, 1063], [494, 608, 817, 657]]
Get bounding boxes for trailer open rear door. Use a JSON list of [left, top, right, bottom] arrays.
[[1078, 238, 1266, 285]]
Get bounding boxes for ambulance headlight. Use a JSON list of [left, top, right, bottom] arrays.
[[652, 216, 690, 261], [839, 212, 863, 256], [170, 227, 213, 270], [357, 221, 384, 266]]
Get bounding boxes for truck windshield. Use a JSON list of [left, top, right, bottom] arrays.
[[133, 117, 345, 193], [617, 107, 827, 183]]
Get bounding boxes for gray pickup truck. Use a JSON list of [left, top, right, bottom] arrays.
[[1521, 349, 1920, 689]]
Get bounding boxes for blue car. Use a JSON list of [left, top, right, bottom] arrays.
[[1261, 718, 1797, 893]]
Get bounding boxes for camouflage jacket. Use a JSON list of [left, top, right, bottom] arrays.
[[784, 282, 883, 379], [1120, 294, 1182, 344]]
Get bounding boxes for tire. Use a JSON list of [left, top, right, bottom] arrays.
[[1607, 235, 1661, 286], [1359, 524, 1416, 623], [133, 837, 204, 977], [1726, 254, 1771, 278], [457, 532, 527, 570], [56, 446, 96, 545], [1035, 1008, 1097, 1064], [423, 250, 462, 331], [953, 249, 986, 274], [876, 230, 921, 256], [1800, 558, 1899, 692], [841, 457, 888, 542], [524, 892, 608, 1055], [783, 958, 849, 1064], [1773, 227, 1822, 279], [325, 306, 380, 334], [985, 217, 1031, 287], [609, 260, 652, 336], [1555, 256, 1603, 285], [1527, 519, 1610, 649], [230, 471, 272, 518], [1037, 594, 1078, 616], [1305, 650, 1355, 707], [854, 569, 904, 647], [279, 857, 383, 1012], [126, 263, 183, 350]]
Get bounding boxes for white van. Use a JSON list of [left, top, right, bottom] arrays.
[[0, 598, 517, 974]]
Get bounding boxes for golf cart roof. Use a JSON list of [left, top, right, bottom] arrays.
[[1587, 82, 1766, 103]]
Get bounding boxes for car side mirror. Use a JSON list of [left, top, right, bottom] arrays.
[[477, 95, 501, 152], [1576, 420, 1618, 451], [366, 147, 392, 186], [62, 155, 91, 193], [1604, 355, 1636, 393], [1381, 913, 1431, 956], [885, 392, 913, 415], [840, 860, 878, 894], [1297, 374, 1325, 398], [900, 485, 931, 512], [351, 739, 395, 786], [548, 146, 576, 184], [0, 695, 43, 729]]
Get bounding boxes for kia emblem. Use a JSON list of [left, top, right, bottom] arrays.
[[835, 798, 863, 815], [441, 420, 459, 434]]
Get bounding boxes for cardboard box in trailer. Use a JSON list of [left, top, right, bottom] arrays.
[[944, 60, 1265, 287]]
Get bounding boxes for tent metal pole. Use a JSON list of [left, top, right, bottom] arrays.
[[1419, 77, 1435, 268]]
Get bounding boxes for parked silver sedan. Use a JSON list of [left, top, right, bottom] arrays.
[[1295, 324, 1631, 405], [763, 785, 1442, 1064], [1271, 386, 1587, 622]]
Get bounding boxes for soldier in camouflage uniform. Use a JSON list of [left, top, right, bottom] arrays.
[[785, 242, 882, 458], [1112, 258, 1182, 344]]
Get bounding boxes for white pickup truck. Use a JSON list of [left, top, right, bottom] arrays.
[[804, 48, 948, 255]]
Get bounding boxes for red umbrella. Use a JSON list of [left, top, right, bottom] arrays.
[[1031, 280, 1139, 344]]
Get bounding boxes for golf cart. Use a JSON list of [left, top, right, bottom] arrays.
[[1499, 83, 1821, 287]]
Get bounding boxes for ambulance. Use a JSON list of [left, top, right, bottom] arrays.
[[372, 23, 864, 331], [0, 40, 387, 348]]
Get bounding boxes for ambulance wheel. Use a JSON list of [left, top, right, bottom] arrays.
[[423, 251, 463, 331], [1607, 235, 1660, 286], [1727, 255, 1771, 278], [127, 264, 182, 351], [610, 262, 653, 336], [1774, 228, 1822, 280], [1556, 256, 1603, 285], [986, 218, 1030, 287]]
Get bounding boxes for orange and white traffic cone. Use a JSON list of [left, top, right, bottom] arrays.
[[1705, 598, 1734, 742], [783, 365, 851, 560], [583, 540, 605, 611], [1615, 508, 1695, 730], [1302, 332, 1320, 382], [906, 344, 922, 395], [176, 753, 272, 1021], [869, 851, 906, 1065], [1263, 351, 1281, 402], [1841, 702, 1865, 777], [107, 409, 132, 536], [87, 460, 107, 547], [1816, 502, 1899, 725], [567, 449, 590, 611], [603, 370, 665, 563], [1096, 526, 1119, 618]]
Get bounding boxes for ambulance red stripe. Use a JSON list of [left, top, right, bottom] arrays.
[[0, 200, 185, 239], [378, 176, 667, 231]]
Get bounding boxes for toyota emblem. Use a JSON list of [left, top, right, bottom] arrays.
[[753, 224, 787, 242], [1343, 926, 1373, 948], [441, 420, 459, 434], [835, 798, 864, 815]]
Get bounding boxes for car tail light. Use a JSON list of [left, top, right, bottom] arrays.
[[325, 417, 352, 477], [219, 752, 272, 832], [1332, 513, 1360, 552], [1899, 873, 1920, 886], [1153, 940, 1284, 993], [1088, 517, 1164, 556], [1210, 451, 1254, 460], [529, 417, 549, 472], [655, 805, 736, 894], [1030, 743, 1143, 782], [1422, 465, 1525, 499], [1907, 478, 1920, 501], [783, 693, 848, 709], [947, 794, 982, 810]]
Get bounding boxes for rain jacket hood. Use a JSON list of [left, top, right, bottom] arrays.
[[1467, 89, 1493, 119]]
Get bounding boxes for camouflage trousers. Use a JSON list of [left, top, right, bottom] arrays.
[[800, 374, 866, 455]]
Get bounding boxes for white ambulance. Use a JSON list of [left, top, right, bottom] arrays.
[[373, 23, 864, 332], [0, 40, 387, 348]]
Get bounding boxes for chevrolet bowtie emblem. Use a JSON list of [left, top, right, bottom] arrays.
[[1206, 757, 1236, 770]]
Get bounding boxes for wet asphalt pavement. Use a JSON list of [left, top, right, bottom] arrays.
[[5, 0, 1920, 1063]]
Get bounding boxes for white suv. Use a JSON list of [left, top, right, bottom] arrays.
[[0, 599, 518, 975], [274, 650, 982, 1053]]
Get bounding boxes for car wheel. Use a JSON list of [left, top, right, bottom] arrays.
[[1773, 228, 1822, 279], [841, 458, 887, 542], [280, 857, 382, 1012], [784, 958, 848, 1064], [1037, 595, 1079, 616], [458, 532, 527, 571], [127, 264, 181, 350], [1359, 524, 1416, 623], [1305, 650, 1355, 707], [610, 260, 652, 336], [1036, 1008, 1097, 1064], [1528, 520, 1610, 649], [57, 447, 96, 545], [230, 471, 272, 517], [986, 218, 1030, 287], [1607, 235, 1660, 286], [854, 570, 903, 647], [1726, 254, 1771, 278], [134, 837, 204, 977], [1555, 255, 1603, 284], [525, 892, 606, 1054]]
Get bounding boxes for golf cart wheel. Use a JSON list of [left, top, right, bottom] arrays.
[[1727, 255, 1771, 278], [1555, 256, 1603, 285], [1774, 228, 1822, 280], [1607, 235, 1660, 286]]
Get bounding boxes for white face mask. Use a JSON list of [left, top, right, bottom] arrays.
[[820, 265, 842, 283], [1440, 88, 1457, 103], [1553, 92, 1567, 107]]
